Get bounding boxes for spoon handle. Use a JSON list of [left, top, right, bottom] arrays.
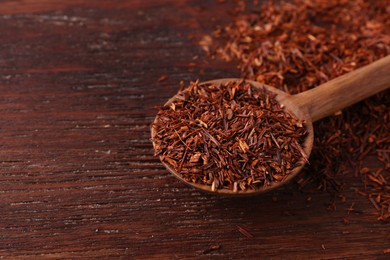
[[291, 55, 390, 122]]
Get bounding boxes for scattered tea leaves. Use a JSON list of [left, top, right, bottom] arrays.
[[201, 0, 389, 218]]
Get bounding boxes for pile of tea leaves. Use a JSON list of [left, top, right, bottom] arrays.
[[200, 0, 389, 219], [153, 80, 308, 192]]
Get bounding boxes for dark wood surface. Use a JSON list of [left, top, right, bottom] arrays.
[[0, 1, 388, 259]]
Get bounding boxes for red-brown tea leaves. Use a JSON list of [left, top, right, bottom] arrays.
[[153, 80, 307, 191], [203, 0, 390, 94], [201, 0, 389, 218]]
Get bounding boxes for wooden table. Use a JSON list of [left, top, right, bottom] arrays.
[[0, 1, 388, 258]]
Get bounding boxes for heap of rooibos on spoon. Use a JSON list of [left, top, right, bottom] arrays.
[[152, 80, 308, 192]]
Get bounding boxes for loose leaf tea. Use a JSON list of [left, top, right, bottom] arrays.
[[201, 0, 389, 218], [153, 80, 307, 192]]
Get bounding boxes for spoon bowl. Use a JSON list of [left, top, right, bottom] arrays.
[[151, 55, 390, 195]]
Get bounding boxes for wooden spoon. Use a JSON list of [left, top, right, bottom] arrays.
[[151, 55, 390, 195]]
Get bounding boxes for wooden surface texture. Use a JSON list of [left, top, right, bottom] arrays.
[[0, 0, 388, 259]]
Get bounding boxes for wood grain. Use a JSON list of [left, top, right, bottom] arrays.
[[0, 0, 388, 259]]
